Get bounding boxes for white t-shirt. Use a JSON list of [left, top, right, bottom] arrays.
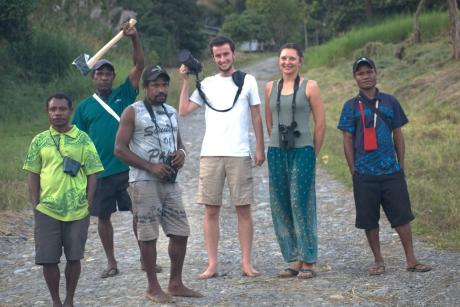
[[190, 73, 261, 156]]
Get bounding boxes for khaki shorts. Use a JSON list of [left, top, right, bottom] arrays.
[[129, 180, 190, 241], [197, 156, 254, 207]]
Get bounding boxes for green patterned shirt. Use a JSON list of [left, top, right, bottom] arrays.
[[23, 125, 104, 221]]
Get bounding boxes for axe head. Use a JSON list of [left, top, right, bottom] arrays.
[[72, 53, 92, 76]]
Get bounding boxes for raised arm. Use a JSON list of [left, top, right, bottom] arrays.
[[178, 64, 201, 116], [123, 23, 144, 89], [264, 81, 274, 137], [307, 80, 326, 156]]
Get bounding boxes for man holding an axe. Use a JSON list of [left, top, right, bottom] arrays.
[[72, 20, 144, 279]]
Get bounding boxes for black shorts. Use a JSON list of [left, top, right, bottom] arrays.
[[352, 170, 414, 230], [34, 211, 90, 264], [90, 171, 132, 218]]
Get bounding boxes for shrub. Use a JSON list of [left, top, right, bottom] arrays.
[[8, 29, 87, 83]]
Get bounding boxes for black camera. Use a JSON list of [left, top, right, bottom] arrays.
[[177, 49, 202, 75], [163, 154, 178, 183], [278, 121, 301, 149], [63, 156, 81, 177]]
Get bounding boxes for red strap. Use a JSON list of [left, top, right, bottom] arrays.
[[358, 100, 366, 127]]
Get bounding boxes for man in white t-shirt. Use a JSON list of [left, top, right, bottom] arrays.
[[179, 36, 265, 279]]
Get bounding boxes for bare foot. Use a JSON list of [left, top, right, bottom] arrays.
[[242, 266, 260, 277], [168, 285, 203, 297], [198, 266, 218, 279], [146, 291, 175, 303]]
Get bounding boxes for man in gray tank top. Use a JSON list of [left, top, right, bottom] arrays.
[[115, 65, 202, 303]]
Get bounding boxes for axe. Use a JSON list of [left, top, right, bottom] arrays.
[[72, 18, 137, 75]]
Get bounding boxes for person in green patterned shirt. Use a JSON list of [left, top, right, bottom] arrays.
[[23, 93, 103, 306]]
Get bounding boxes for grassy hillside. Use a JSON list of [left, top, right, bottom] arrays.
[[304, 12, 459, 250]]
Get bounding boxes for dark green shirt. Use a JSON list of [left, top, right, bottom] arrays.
[[73, 78, 138, 178]]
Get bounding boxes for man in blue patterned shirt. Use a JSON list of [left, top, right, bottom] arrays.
[[337, 57, 431, 275]]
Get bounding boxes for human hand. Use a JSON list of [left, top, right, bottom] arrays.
[[178, 64, 190, 81], [170, 151, 185, 169], [148, 163, 175, 180], [122, 20, 137, 37], [253, 149, 265, 166]]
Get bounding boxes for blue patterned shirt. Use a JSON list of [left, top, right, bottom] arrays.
[[337, 90, 408, 175]]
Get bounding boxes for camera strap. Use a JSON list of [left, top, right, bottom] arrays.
[[276, 75, 300, 127], [355, 96, 392, 130], [143, 101, 177, 162], [49, 130, 65, 159], [196, 70, 246, 112]]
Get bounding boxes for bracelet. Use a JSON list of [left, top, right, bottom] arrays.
[[178, 148, 187, 157]]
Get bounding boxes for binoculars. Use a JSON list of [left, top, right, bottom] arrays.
[[278, 121, 301, 150]]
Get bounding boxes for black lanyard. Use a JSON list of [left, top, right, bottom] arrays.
[[143, 101, 177, 161], [49, 130, 65, 159], [276, 75, 300, 126]]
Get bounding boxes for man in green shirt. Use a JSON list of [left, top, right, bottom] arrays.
[[24, 93, 103, 306], [72, 21, 145, 278]]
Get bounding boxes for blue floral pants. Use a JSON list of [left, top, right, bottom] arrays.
[[267, 146, 317, 263]]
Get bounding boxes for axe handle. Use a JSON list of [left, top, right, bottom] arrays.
[[87, 19, 137, 69]]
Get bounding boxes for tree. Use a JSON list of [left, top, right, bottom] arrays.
[[138, 0, 207, 63], [413, 0, 427, 43], [247, 0, 304, 48], [447, 0, 460, 59], [221, 9, 270, 45], [0, 0, 36, 42]]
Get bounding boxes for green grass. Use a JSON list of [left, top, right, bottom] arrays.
[[305, 11, 448, 69]]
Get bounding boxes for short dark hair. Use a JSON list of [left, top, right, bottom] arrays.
[[279, 43, 304, 58], [46, 93, 72, 109], [209, 36, 235, 54]]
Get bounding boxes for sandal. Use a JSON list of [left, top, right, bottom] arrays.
[[297, 268, 317, 279], [368, 264, 385, 276], [278, 268, 299, 278], [100, 267, 119, 278], [406, 263, 431, 272]]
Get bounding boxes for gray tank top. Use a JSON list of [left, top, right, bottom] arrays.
[[129, 100, 178, 182], [269, 79, 313, 148]]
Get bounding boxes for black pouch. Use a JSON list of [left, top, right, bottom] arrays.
[[63, 156, 81, 177]]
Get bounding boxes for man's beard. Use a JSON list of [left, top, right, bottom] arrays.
[[153, 94, 167, 104]]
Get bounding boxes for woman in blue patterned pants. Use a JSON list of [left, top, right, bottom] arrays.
[[264, 43, 326, 279]]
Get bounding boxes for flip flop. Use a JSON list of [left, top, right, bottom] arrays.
[[242, 271, 261, 277], [406, 263, 432, 272], [100, 267, 119, 278], [297, 268, 317, 279], [368, 264, 385, 276], [278, 268, 299, 278]]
